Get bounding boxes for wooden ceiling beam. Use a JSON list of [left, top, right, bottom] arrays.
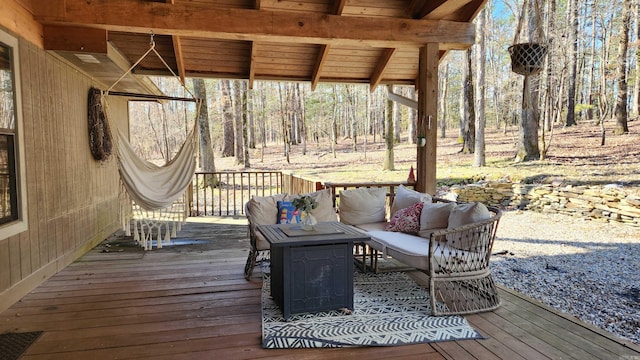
[[407, 0, 477, 20], [34, 0, 476, 50], [310, 0, 347, 90], [43, 25, 108, 53], [423, 0, 474, 20], [165, 0, 186, 85], [310, 44, 330, 91], [408, 0, 443, 19], [248, 42, 256, 89], [171, 35, 186, 84], [369, 48, 396, 92], [333, 0, 347, 15]]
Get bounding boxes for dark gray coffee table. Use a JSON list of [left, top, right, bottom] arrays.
[[257, 221, 370, 319]]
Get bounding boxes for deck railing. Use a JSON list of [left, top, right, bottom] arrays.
[[189, 171, 322, 216], [189, 171, 413, 217], [190, 171, 283, 216]]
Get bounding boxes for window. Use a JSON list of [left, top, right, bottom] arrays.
[[0, 30, 27, 238]]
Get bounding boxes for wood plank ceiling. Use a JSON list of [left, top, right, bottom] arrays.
[[33, 0, 486, 92]]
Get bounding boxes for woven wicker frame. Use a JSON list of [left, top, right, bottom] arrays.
[[359, 202, 502, 316], [425, 206, 502, 315]]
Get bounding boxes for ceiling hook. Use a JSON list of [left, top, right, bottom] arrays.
[[149, 31, 155, 47]]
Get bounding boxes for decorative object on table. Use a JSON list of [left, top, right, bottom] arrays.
[[276, 201, 301, 224], [262, 269, 484, 348], [292, 195, 318, 230]]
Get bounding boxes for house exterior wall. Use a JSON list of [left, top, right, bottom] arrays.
[[0, 26, 127, 311]]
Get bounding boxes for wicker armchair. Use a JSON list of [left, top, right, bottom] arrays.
[[360, 204, 502, 316], [244, 201, 271, 280], [425, 206, 502, 315]]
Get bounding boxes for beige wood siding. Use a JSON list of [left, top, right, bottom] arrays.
[[0, 38, 127, 310]]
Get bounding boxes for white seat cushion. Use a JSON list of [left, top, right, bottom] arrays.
[[366, 230, 482, 273]]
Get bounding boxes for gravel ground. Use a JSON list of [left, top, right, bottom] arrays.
[[491, 210, 640, 345]]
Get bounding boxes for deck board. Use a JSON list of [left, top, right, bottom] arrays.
[[1, 219, 638, 360]]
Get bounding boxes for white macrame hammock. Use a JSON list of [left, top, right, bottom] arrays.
[[101, 33, 201, 250], [117, 126, 197, 250]]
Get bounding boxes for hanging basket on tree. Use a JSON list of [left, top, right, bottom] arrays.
[[508, 0, 548, 76], [508, 42, 547, 76]]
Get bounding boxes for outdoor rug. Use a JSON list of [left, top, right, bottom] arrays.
[[262, 270, 484, 348]]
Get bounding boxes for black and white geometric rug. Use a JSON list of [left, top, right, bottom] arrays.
[[262, 271, 484, 348]]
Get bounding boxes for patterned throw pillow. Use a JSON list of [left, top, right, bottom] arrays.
[[276, 201, 301, 224], [385, 202, 424, 234]]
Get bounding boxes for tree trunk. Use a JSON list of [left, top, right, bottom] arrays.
[[346, 85, 358, 152], [247, 85, 255, 149], [515, 77, 541, 162], [277, 84, 290, 163], [585, 1, 597, 122], [234, 80, 244, 165], [191, 78, 216, 172], [393, 86, 401, 143], [634, 2, 640, 118], [439, 62, 448, 139], [613, 0, 631, 135], [331, 85, 338, 158], [296, 84, 307, 156], [407, 87, 417, 143], [473, 8, 487, 167], [220, 80, 235, 157], [383, 85, 395, 171], [565, 0, 578, 127], [461, 48, 475, 154], [241, 81, 250, 168]]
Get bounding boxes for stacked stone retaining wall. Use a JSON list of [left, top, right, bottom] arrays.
[[448, 182, 640, 227]]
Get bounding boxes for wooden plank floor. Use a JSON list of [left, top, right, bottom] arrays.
[[1, 218, 639, 360]]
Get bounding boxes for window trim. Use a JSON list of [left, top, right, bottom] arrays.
[[0, 30, 28, 240]]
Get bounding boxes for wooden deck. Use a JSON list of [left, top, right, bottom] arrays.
[[1, 218, 639, 360]]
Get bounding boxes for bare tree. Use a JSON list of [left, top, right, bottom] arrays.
[[613, 0, 632, 135], [565, 0, 579, 127], [439, 61, 449, 139], [192, 78, 216, 172], [241, 81, 250, 168], [634, 2, 640, 118], [383, 85, 395, 170], [474, 7, 487, 167], [234, 80, 245, 165], [220, 80, 234, 157], [461, 48, 475, 154]]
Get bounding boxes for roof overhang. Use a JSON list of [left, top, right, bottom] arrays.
[[31, 0, 487, 91]]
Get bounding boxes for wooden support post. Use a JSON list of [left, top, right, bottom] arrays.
[[416, 43, 438, 195]]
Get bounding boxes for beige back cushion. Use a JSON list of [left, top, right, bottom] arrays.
[[248, 193, 287, 225], [338, 187, 387, 225], [447, 202, 491, 229], [420, 202, 456, 230], [447, 202, 491, 250], [390, 185, 432, 217], [286, 188, 337, 222]]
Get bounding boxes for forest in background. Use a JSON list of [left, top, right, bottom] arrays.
[[127, 0, 640, 174]]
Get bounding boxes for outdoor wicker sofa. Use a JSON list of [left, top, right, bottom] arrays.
[[244, 186, 502, 316]]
